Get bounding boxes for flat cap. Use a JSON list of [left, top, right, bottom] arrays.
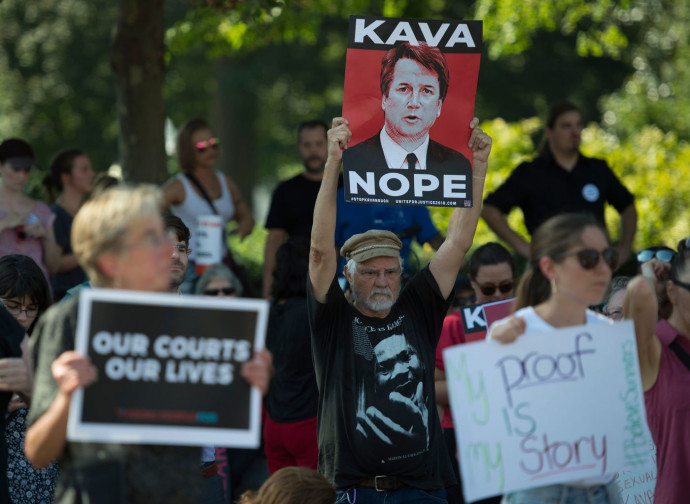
[[340, 229, 402, 262]]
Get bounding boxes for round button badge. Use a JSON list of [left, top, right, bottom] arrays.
[[582, 184, 600, 202]]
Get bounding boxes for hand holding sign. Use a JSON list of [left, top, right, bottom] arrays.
[[468, 117, 492, 167], [52, 351, 98, 396], [490, 316, 527, 344], [328, 117, 352, 162], [240, 348, 273, 396]]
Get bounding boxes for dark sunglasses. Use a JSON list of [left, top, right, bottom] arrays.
[[637, 247, 676, 263], [195, 137, 219, 152], [478, 281, 514, 296], [556, 248, 618, 270], [204, 287, 236, 296]]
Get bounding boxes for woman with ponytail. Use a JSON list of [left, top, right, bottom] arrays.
[[490, 213, 621, 504], [42, 148, 95, 300]]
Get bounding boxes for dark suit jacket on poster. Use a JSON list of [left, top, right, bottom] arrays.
[[342, 132, 472, 206]]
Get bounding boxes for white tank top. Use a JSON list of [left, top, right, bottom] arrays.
[[172, 171, 235, 262]]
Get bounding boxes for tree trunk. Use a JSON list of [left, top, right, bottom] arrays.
[[111, 0, 167, 184], [214, 56, 257, 208]]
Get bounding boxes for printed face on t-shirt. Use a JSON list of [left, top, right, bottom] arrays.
[[373, 333, 423, 401]]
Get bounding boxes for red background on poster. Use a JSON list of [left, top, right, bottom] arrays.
[[342, 48, 481, 164]]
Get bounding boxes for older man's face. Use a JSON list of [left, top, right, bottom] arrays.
[[382, 58, 442, 145], [347, 255, 401, 316]]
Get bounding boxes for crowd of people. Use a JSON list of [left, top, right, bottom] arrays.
[[0, 90, 687, 504]]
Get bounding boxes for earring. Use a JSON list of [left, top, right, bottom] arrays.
[[550, 278, 557, 294]]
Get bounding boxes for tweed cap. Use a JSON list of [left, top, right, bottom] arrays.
[[340, 229, 402, 262]]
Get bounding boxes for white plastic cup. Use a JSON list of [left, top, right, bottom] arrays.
[[195, 215, 224, 275]]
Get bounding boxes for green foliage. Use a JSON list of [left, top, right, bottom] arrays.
[[0, 0, 118, 197]]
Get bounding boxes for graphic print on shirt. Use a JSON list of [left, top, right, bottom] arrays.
[[352, 314, 430, 464]]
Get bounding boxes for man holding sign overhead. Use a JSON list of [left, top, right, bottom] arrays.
[[308, 114, 491, 502]]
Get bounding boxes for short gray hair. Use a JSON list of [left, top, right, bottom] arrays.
[[194, 263, 243, 296]]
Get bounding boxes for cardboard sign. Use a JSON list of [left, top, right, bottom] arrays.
[[459, 298, 514, 343], [444, 321, 650, 502], [342, 15, 482, 207], [68, 289, 268, 448], [613, 441, 656, 504]]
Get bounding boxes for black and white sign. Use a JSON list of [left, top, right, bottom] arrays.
[[67, 288, 268, 448]]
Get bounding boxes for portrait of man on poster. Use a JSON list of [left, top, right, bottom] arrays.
[[343, 41, 472, 179]]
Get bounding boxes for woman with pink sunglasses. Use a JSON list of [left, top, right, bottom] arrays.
[[162, 119, 254, 291]]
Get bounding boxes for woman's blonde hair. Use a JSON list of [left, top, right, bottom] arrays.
[[237, 467, 335, 504], [72, 184, 163, 286]]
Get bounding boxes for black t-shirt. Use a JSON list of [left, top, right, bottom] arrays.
[[483, 151, 634, 235], [50, 204, 87, 301], [265, 297, 318, 423], [265, 174, 322, 237], [265, 173, 342, 236], [0, 305, 26, 504], [307, 267, 456, 490]]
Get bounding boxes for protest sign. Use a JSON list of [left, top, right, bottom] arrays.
[[68, 288, 268, 448], [459, 298, 514, 343], [444, 321, 650, 502], [342, 15, 482, 207], [613, 441, 656, 504]]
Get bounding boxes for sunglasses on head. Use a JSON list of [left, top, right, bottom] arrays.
[[195, 137, 219, 152], [637, 247, 676, 263], [204, 287, 236, 296], [478, 281, 514, 296], [556, 248, 618, 270]]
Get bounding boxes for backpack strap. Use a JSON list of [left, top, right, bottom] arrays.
[[669, 340, 690, 372], [184, 172, 218, 215]]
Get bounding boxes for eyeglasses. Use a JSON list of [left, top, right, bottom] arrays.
[[173, 243, 191, 255], [355, 267, 401, 281], [121, 231, 168, 252], [637, 247, 676, 263], [478, 281, 514, 296], [555, 248, 618, 270], [0, 298, 38, 317], [603, 307, 624, 320], [204, 287, 236, 296], [195, 137, 219, 152]]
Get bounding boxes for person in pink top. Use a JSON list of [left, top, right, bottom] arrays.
[[0, 139, 60, 283], [434, 242, 515, 504], [629, 238, 690, 504]]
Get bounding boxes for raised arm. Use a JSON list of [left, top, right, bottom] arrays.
[[624, 274, 661, 391], [430, 118, 492, 298], [309, 118, 351, 303]]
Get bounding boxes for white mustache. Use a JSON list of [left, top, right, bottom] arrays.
[[369, 288, 393, 299]]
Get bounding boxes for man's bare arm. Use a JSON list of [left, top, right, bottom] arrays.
[[430, 118, 492, 298], [616, 203, 637, 268], [309, 118, 351, 303], [262, 228, 287, 299], [481, 205, 530, 259]]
